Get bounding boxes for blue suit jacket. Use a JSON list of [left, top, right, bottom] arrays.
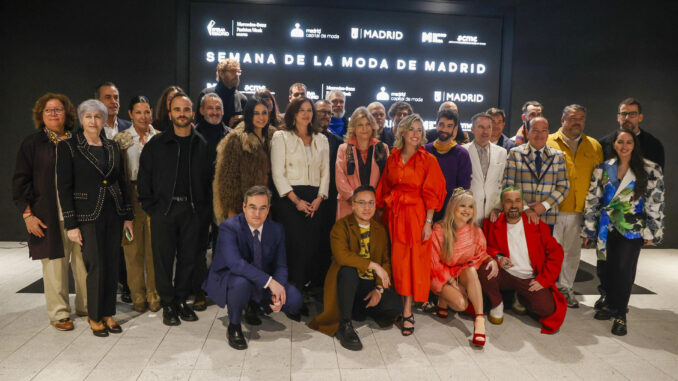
[[117, 116, 132, 132], [202, 214, 288, 308]]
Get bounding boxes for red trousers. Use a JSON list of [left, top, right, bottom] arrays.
[[483, 268, 556, 317]]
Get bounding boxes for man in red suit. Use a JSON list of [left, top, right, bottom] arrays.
[[483, 186, 567, 334]]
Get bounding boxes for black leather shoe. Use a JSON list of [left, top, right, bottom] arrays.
[[178, 303, 199, 321], [284, 311, 301, 322], [336, 321, 362, 351], [193, 292, 207, 312], [594, 306, 614, 321], [121, 284, 132, 304], [611, 315, 627, 336], [594, 294, 607, 310], [244, 303, 262, 326], [162, 305, 181, 326], [228, 323, 248, 350]]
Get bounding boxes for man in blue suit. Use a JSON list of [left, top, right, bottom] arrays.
[[203, 185, 302, 350]]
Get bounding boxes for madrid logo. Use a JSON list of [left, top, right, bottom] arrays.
[[207, 20, 229, 37]]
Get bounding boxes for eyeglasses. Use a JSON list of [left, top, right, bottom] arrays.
[[353, 200, 376, 208], [618, 111, 639, 118], [44, 108, 65, 115], [317, 110, 332, 115]]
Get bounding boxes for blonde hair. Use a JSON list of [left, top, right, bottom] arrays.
[[393, 113, 427, 149], [345, 107, 378, 142], [438, 188, 477, 263], [216, 59, 241, 80]]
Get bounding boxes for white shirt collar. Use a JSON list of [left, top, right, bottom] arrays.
[[248, 224, 264, 240], [128, 124, 157, 138], [529, 144, 544, 154]]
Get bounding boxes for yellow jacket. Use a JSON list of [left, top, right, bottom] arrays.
[[546, 129, 603, 213]]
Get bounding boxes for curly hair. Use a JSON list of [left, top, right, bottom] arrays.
[[345, 107, 378, 142], [32, 93, 77, 131]]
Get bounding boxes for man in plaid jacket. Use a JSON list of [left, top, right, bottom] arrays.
[[503, 117, 569, 230]]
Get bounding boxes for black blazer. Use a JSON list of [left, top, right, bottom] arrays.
[[12, 130, 64, 260], [56, 130, 133, 230]]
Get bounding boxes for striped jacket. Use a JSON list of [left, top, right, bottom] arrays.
[[503, 143, 569, 225]]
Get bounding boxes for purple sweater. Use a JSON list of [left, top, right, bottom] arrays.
[[425, 143, 472, 221]]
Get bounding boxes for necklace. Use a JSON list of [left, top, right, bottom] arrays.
[[44, 128, 71, 146]]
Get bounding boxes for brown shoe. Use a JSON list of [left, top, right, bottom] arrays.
[[53, 318, 74, 331], [133, 303, 147, 313], [148, 301, 161, 312]]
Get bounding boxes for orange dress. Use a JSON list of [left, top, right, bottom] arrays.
[[376, 147, 446, 302]]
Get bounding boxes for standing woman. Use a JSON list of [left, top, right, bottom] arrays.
[[271, 96, 329, 315], [214, 97, 276, 224], [376, 114, 446, 335], [12, 93, 88, 330], [153, 86, 184, 132], [335, 107, 389, 220], [57, 99, 134, 337], [428, 188, 499, 347], [113, 96, 160, 313], [583, 130, 663, 336]]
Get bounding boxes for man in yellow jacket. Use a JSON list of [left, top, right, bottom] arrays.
[[546, 104, 603, 308]]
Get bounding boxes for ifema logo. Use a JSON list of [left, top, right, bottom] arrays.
[[207, 20, 230, 37]]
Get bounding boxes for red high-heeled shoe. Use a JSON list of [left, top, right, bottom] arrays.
[[472, 314, 486, 347]]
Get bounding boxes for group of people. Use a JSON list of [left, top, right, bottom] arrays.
[[12, 58, 664, 350]]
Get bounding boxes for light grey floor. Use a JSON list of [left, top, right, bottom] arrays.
[[1, 244, 677, 381]]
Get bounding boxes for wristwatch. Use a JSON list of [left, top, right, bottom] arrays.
[[375, 286, 384, 294], [425, 218, 433, 224]]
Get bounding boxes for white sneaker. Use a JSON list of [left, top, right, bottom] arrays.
[[489, 302, 504, 324]]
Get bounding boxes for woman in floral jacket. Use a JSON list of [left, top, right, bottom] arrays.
[[583, 130, 664, 336]]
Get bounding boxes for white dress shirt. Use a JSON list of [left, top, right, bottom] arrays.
[[104, 118, 119, 140]]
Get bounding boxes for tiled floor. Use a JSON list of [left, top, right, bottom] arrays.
[[1, 243, 677, 380]]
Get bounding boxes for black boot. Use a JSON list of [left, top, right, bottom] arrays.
[[335, 321, 362, 351], [611, 314, 627, 336]]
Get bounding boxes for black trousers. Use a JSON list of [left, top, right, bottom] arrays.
[[80, 198, 122, 321], [151, 202, 207, 306], [337, 266, 402, 323], [605, 229, 643, 314]]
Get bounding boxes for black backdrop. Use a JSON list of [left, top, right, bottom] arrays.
[[2, 0, 676, 247]]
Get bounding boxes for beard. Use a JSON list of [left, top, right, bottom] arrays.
[[172, 117, 192, 128], [204, 114, 223, 125], [621, 121, 635, 132], [437, 131, 452, 141], [332, 109, 345, 118], [506, 207, 521, 220]]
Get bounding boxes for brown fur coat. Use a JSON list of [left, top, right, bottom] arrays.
[[213, 123, 276, 223]]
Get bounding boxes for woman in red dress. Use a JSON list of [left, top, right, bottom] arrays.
[[376, 114, 446, 336], [428, 188, 499, 347]]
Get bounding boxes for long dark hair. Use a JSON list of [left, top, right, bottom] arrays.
[[612, 130, 647, 200], [243, 97, 270, 141], [254, 88, 281, 127], [284, 96, 320, 136]]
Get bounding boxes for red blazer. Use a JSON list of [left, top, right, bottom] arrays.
[[483, 213, 567, 334]]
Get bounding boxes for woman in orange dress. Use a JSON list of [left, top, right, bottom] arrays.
[[376, 114, 446, 336], [428, 188, 499, 347]]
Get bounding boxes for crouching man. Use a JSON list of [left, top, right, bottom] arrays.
[[203, 185, 302, 350], [482, 186, 567, 334], [309, 185, 402, 350]]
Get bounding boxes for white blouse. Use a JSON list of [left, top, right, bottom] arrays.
[[270, 130, 330, 198], [123, 125, 156, 181]]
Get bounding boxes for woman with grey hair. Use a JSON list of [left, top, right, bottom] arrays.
[[375, 113, 446, 336], [56, 99, 134, 337]]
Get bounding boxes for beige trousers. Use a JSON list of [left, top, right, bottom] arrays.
[[554, 212, 584, 290], [122, 185, 159, 306], [41, 219, 88, 321]]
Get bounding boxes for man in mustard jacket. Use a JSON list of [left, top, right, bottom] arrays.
[[546, 104, 603, 308], [308, 185, 401, 351]]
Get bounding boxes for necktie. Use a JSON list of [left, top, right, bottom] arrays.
[[478, 145, 489, 179], [534, 150, 543, 177], [252, 230, 263, 269]]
